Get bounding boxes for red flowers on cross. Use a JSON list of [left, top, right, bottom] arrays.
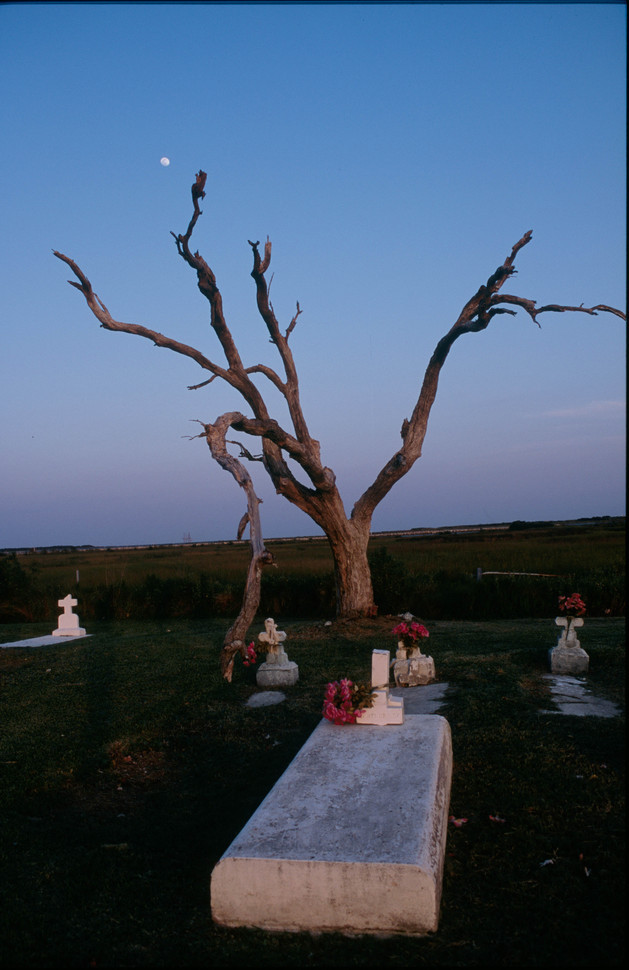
[[392, 621, 429, 642], [558, 593, 586, 617]]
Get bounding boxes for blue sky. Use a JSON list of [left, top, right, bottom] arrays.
[[0, 2, 625, 548]]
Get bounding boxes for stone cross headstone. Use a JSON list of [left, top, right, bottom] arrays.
[[549, 616, 588, 674], [358, 649, 404, 725], [393, 611, 436, 687], [52, 594, 86, 638], [258, 617, 288, 664], [256, 617, 299, 688]]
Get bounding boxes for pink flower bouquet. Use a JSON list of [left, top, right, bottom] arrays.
[[392, 620, 429, 656], [558, 594, 586, 618], [322, 678, 375, 725]]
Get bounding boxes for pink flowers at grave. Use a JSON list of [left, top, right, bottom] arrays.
[[322, 678, 375, 725], [392, 620, 429, 656], [558, 593, 586, 618], [242, 642, 258, 666], [392, 620, 430, 642]]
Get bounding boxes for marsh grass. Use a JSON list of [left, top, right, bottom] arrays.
[[0, 616, 624, 967], [2, 521, 625, 624]]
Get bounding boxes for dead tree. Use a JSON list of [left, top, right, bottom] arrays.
[[54, 170, 625, 671]]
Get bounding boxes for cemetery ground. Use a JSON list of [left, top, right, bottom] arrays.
[[0, 615, 624, 968]]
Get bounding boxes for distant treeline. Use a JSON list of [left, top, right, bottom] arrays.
[[1, 519, 624, 623]]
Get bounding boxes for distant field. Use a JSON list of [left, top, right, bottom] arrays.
[[7, 519, 625, 590]]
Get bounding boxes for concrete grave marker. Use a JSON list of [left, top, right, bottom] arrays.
[[256, 617, 299, 688], [549, 616, 589, 674], [357, 649, 404, 725], [393, 612, 436, 687], [52, 594, 86, 638]]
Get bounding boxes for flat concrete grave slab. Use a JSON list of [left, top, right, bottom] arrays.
[[245, 691, 286, 708], [391, 683, 450, 715], [211, 714, 452, 937], [539, 675, 621, 718], [1, 635, 92, 648]]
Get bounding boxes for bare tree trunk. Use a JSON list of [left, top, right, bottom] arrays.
[[201, 414, 274, 681], [326, 521, 376, 618]]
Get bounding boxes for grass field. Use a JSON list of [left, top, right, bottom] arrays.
[[5, 519, 625, 585], [0, 614, 625, 967], [1, 519, 625, 624]]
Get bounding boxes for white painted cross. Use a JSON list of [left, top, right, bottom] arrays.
[[52, 593, 86, 637], [358, 649, 404, 725], [555, 615, 583, 647], [58, 594, 78, 615], [258, 617, 288, 664]]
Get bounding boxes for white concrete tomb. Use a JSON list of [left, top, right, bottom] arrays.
[[52, 594, 86, 638], [211, 714, 453, 936]]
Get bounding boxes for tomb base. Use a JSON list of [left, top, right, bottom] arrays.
[[549, 645, 589, 675], [52, 627, 86, 638], [211, 714, 452, 936], [394, 655, 436, 687], [256, 661, 299, 688]]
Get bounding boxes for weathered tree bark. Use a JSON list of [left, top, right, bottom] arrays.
[[199, 413, 275, 680], [54, 171, 626, 655]]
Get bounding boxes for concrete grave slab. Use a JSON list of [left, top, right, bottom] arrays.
[[391, 683, 451, 715], [211, 714, 452, 937], [1, 634, 92, 648], [245, 691, 287, 708], [539, 675, 621, 718]]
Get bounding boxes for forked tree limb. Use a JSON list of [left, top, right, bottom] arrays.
[[351, 230, 626, 524], [52, 250, 230, 382], [201, 413, 275, 681]]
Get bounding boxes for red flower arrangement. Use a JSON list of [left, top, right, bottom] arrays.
[[392, 620, 429, 656], [322, 678, 375, 725], [558, 593, 586, 618]]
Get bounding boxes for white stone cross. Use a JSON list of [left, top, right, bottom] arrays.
[[259, 617, 286, 648], [258, 617, 288, 665], [555, 615, 583, 647], [371, 649, 391, 690], [357, 649, 404, 725], [59, 594, 78, 615], [52, 593, 86, 637]]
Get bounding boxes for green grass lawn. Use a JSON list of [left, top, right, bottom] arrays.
[[0, 616, 625, 967]]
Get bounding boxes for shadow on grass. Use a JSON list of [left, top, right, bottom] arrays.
[[0, 616, 624, 967]]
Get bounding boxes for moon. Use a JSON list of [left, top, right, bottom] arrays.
[[160, 157, 170, 167]]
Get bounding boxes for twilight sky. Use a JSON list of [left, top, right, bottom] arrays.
[[0, 2, 625, 548]]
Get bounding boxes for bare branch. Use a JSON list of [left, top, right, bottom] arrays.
[[202, 412, 275, 681], [492, 294, 626, 326], [53, 250, 229, 380], [286, 301, 302, 339], [236, 512, 249, 541], [188, 376, 217, 391], [244, 363, 286, 394], [226, 439, 264, 462], [352, 231, 626, 524]]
